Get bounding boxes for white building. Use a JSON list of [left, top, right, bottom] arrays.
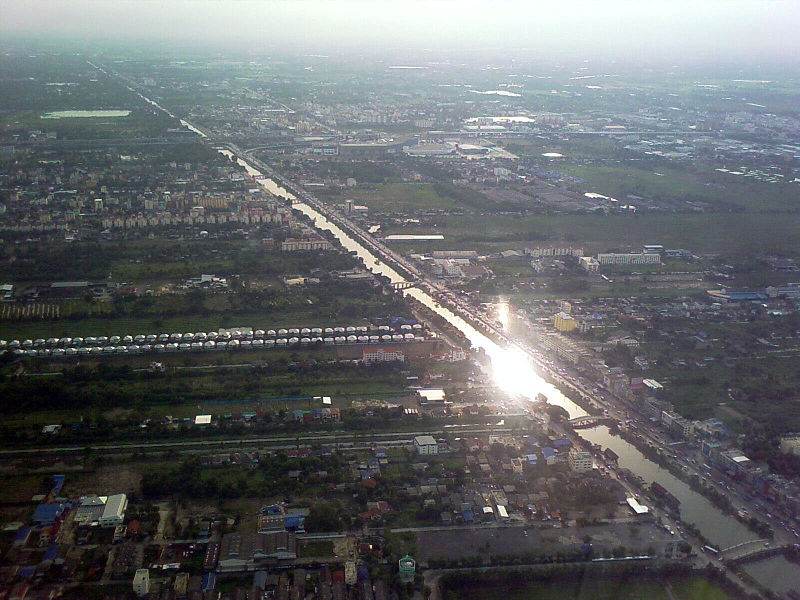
[[99, 493, 128, 527], [527, 246, 583, 258], [780, 434, 800, 456], [596, 253, 661, 266], [133, 569, 150, 597], [568, 450, 594, 473], [579, 256, 600, 272], [413, 435, 438, 456], [363, 347, 405, 364]]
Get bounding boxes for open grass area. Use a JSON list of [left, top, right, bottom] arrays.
[[298, 540, 335, 558], [558, 163, 800, 213], [384, 212, 800, 255], [446, 574, 734, 600], [344, 183, 460, 213]]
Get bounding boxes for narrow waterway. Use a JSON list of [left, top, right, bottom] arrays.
[[197, 121, 796, 594], [581, 426, 753, 549], [742, 555, 800, 596], [220, 148, 587, 420]]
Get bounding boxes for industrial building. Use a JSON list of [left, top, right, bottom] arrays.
[[99, 494, 128, 527], [217, 532, 297, 572], [596, 253, 661, 266]]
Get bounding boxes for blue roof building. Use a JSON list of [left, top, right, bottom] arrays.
[[32, 502, 68, 526], [284, 514, 305, 531], [51, 475, 65, 496], [201, 572, 216, 590]]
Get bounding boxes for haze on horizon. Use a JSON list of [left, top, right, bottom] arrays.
[[2, 0, 800, 67]]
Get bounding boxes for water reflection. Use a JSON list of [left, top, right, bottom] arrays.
[[495, 300, 510, 331], [216, 147, 587, 421]]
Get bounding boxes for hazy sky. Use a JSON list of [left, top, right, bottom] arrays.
[[3, 0, 800, 64]]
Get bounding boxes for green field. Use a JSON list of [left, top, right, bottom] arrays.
[[558, 163, 800, 213], [384, 212, 800, 255], [445, 574, 735, 600], [298, 540, 335, 558], [343, 183, 461, 213]]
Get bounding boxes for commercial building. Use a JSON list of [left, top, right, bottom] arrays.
[[99, 494, 128, 527], [568, 450, 594, 473], [719, 450, 752, 478], [596, 253, 661, 266], [660, 411, 694, 439], [133, 569, 150, 597], [413, 435, 438, 456], [537, 332, 589, 365], [553, 312, 577, 332]]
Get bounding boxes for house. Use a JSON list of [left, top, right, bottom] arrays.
[[413, 436, 438, 456]]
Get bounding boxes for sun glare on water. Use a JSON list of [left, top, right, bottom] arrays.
[[489, 345, 545, 401]]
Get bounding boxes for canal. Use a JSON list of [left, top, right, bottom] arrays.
[[210, 127, 796, 596]]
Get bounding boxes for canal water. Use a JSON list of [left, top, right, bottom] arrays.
[[203, 122, 796, 595], [580, 426, 753, 549], [742, 555, 800, 596], [220, 148, 588, 421]]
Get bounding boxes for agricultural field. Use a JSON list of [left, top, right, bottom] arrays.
[[557, 163, 800, 213], [326, 183, 462, 213], [444, 574, 735, 600], [382, 212, 800, 256]]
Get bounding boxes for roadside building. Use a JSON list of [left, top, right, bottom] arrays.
[[660, 411, 694, 439], [719, 450, 753, 478], [568, 450, 594, 473], [553, 312, 577, 332]]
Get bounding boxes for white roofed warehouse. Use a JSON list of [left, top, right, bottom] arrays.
[[99, 493, 128, 527]]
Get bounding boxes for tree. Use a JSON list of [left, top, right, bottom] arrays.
[[304, 502, 342, 533]]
